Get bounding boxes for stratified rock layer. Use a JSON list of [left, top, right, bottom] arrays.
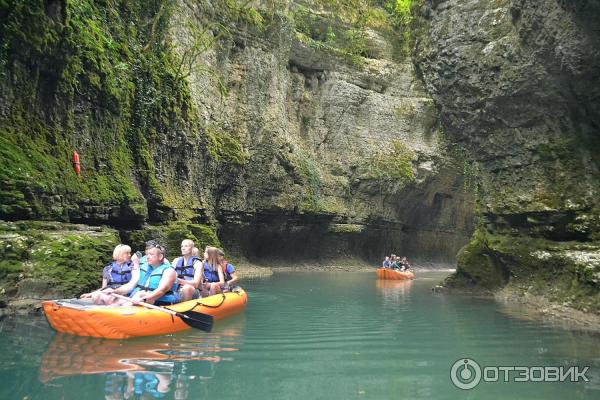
[[413, 0, 600, 312]]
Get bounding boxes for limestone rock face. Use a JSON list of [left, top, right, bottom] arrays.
[[168, 0, 474, 261], [414, 0, 600, 230], [413, 0, 600, 310], [0, 0, 473, 268]]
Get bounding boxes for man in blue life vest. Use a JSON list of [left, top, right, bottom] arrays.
[[129, 244, 179, 305], [95, 244, 179, 306], [171, 239, 203, 301]]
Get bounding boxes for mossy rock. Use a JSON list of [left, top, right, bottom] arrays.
[[121, 222, 220, 260], [455, 230, 509, 289], [0, 220, 120, 301]]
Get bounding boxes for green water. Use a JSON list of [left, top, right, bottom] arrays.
[[1, 270, 599, 399]]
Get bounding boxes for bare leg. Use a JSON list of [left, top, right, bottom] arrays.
[[180, 285, 195, 302], [209, 283, 222, 296]]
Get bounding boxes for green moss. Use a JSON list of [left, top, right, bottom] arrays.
[[0, 0, 195, 223], [0, 220, 119, 298], [455, 229, 509, 289], [30, 232, 118, 295], [289, 150, 323, 212], [206, 126, 248, 167], [452, 226, 600, 313], [363, 139, 415, 184]]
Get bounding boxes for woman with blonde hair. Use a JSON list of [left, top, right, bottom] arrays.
[[81, 244, 137, 300]]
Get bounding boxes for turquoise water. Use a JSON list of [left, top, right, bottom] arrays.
[[1, 270, 600, 399]]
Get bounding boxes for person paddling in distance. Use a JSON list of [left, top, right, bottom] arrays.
[[94, 244, 179, 306], [201, 247, 225, 297], [171, 239, 203, 302], [81, 244, 135, 301], [217, 248, 238, 292]]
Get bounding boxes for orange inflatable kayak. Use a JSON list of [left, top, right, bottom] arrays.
[[43, 288, 247, 339], [375, 268, 414, 280]]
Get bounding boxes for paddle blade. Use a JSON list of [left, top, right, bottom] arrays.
[[177, 311, 214, 332]]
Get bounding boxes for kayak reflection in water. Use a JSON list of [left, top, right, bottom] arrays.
[[39, 329, 244, 399], [104, 370, 171, 400]]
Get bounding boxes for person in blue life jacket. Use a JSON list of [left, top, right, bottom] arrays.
[[81, 244, 134, 301], [201, 247, 225, 297], [382, 256, 391, 268], [171, 239, 203, 302], [93, 244, 179, 306], [216, 248, 238, 292]]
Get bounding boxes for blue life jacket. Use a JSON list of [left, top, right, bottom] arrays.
[[223, 262, 235, 282], [202, 261, 220, 283], [174, 256, 200, 281], [107, 261, 132, 288], [382, 260, 391, 268], [131, 262, 179, 304]]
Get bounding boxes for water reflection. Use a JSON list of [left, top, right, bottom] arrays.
[[376, 278, 413, 306], [39, 317, 245, 399]]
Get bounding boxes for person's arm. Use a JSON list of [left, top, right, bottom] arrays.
[[143, 268, 176, 303], [217, 265, 224, 285], [226, 265, 238, 286], [101, 277, 108, 288], [172, 257, 186, 285], [188, 259, 203, 288], [110, 260, 140, 296]]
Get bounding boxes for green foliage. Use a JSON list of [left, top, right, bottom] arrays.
[[216, 0, 267, 31], [384, 0, 414, 27], [291, 1, 388, 67], [364, 140, 415, 183], [383, 0, 421, 54]]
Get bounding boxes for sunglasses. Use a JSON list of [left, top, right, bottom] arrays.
[[148, 244, 165, 255]]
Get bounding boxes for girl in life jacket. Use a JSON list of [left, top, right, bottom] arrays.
[[81, 244, 135, 301], [201, 247, 224, 297], [216, 248, 238, 291]]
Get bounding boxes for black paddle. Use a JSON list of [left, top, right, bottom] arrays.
[[110, 293, 214, 332]]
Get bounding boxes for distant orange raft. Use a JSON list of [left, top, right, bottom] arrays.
[[375, 268, 415, 280], [43, 288, 248, 339]]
